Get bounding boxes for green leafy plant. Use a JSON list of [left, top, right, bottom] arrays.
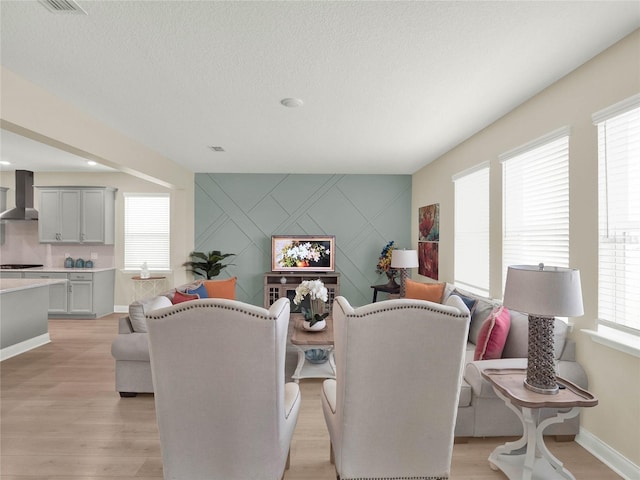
[[183, 251, 235, 279]]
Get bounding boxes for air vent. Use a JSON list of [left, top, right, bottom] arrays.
[[209, 146, 225, 152], [38, 0, 87, 14]]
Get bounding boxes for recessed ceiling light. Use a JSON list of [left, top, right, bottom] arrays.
[[87, 160, 97, 166], [0, 161, 11, 166], [281, 98, 304, 108]]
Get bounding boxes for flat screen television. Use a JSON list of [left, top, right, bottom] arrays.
[[271, 235, 335, 272]]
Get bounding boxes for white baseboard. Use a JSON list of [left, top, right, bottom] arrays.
[[577, 427, 640, 480], [1, 333, 51, 361], [114, 305, 128, 313]]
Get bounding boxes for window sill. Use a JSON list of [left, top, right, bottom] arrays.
[[582, 328, 640, 358]]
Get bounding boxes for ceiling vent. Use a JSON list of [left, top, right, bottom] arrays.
[[209, 146, 225, 152], [38, 0, 87, 15]]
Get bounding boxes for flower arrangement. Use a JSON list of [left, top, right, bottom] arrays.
[[279, 241, 330, 268], [293, 279, 329, 326], [376, 240, 397, 277]]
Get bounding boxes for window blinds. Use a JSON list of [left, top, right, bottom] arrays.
[[453, 163, 490, 296], [594, 95, 640, 333], [501, 127, 570, 288], [124, 193, 171, 271]]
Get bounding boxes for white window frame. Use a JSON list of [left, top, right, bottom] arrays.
[[593, 94, 640, 336], [452, 162, 490, 296], [500, 127, 571, 290], [124, 193, 171, 271]]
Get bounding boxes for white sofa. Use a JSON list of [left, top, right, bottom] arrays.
[[111, 281, 587, 439], [111, 282, 299, 397], [442, 283, 588, 439]]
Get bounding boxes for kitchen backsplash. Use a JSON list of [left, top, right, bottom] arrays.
[[0, 221, 115, 268]]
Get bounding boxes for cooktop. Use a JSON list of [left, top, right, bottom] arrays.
[[0, 264, 44, 270]]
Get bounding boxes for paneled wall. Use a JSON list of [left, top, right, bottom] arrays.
[[195, 173, 411, 307]]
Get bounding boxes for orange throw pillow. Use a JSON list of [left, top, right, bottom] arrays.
[[203, 277, 237, 300], [404, 279, 445, 303]]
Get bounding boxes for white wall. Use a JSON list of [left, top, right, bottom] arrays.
[[0, 67, 195, 307], [413, 30, 639, 468]]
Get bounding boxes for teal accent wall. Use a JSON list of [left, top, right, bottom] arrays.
[[194, 173, 411, 307]]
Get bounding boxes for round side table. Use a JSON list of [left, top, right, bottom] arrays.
[[131, 275, 167, 301]]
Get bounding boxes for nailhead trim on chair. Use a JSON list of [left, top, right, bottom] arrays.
[[345, 303, 468, 319], [339, 476, 447, 480], [145, 301, 278, 321]]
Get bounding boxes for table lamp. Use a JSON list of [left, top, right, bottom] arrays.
[[391, 249, 419, 297], [503, 264, 583, 394]]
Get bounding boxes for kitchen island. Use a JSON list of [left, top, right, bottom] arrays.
[[0, 267, 115, 319], [0, 278, 66, 360]]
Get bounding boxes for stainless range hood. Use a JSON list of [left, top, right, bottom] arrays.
[[0, 170, 38, 221]]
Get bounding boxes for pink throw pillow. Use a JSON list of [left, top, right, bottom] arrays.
[[172, 291, 199, 304], [474, 306, 511, 361]]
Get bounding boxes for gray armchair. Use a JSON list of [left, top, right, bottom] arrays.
[[146, 297, 300, 480], [322, 295, 470, 480]]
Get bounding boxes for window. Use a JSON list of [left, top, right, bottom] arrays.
[[594, 95, 640, 334], [500, 127, 570, 288], [124, 193, 170, 271], [453, 162, 490, 296]]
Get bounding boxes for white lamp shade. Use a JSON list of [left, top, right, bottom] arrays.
[[503, 265, 584, 317], [391, 249, 419, 269]]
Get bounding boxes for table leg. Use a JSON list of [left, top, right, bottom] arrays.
[[534, 407, 581, 479], [291, 346, 306, 383], [488, 389, 580, 480]]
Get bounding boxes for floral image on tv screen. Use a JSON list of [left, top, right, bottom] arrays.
[[271, 235, 335, 272]]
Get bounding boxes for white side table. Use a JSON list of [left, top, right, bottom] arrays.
[[289, 314, 336, 382], [482, 368, 598, 480], [131, 275, 166, 302]]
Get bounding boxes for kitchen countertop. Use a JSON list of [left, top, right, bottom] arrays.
[[0, 278, 67, 294], [2, 267, 116, 273]]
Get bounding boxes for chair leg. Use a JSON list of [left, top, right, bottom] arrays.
[[330, 442, 335, 465]]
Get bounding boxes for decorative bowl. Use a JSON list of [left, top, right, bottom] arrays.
[[302, 319, 327, 331], [305, 349, 329, 364]]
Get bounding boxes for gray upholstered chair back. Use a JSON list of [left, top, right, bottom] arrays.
[[322, 295, 470, 480], [146, 297, 300, 480]]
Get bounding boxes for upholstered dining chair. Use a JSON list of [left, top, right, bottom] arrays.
[[146, 297, 300, 480], [322, 295, 471, 480]]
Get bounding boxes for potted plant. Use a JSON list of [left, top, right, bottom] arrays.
[[183, 250, 235, 279], [293, 279, 329, 330]]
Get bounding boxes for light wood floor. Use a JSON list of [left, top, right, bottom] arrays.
[[0, 314, 620, 479]]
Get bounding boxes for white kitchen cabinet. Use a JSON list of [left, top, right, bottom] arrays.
[[68, 272, 93, 314], [37, 187, 116, 244], [23, 272, 69, 313], [20, 269, 115, 319]]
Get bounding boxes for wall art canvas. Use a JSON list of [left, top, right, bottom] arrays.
[[419, 203, 440, 242], [271, 235, 335, 272], [418, 241, 439, 280]]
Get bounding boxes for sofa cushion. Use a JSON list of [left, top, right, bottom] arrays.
[[172, 290, 199, 304], [129, 295, 173, 333], [464, 358, 528, 398], [203, 277, 237, 299], [475, 306, 511, 360], [458, 378, 472, 407], [405, 279, 445, 303], [185, 282, 209, 299], [469, 299, 496, 344], [451, 290, 478, 315], [502, 311, 569, 359]]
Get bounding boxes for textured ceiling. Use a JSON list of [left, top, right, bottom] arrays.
[[1, 1, 639, 174]]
